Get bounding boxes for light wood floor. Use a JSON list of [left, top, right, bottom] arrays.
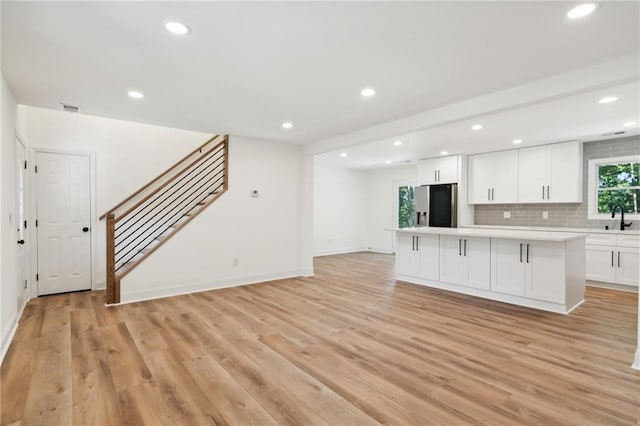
[[1, 252, 639, 425]]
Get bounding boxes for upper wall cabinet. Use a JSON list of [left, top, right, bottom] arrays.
[[518, 141, 582, 203], [468, 150, 518, 204], [418, 156, 458, 185]]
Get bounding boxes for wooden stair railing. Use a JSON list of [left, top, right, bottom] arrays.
[[100, 134, 229, 304]]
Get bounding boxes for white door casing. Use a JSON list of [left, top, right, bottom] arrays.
[[36, 152, 92, 295]]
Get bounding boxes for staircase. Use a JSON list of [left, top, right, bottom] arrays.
[[99, 135, 229, 304]]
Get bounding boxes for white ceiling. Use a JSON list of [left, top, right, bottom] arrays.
[[2, 2, 639, 144], [315, 80, 640, 169]]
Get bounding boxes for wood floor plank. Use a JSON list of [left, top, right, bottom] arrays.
[[1, 252, 638, 425]]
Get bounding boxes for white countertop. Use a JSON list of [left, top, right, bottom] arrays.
[[466, 224, 640, 236], [386, 227, 586, 242]]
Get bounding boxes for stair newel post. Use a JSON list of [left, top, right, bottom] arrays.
[[106, 213, 119, 304], [223, 135, 229, 191]]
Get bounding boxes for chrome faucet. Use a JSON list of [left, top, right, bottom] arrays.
[[611, 205, 632, 231]]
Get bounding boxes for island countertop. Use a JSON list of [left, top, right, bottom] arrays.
[[386, 226, 586, 242]]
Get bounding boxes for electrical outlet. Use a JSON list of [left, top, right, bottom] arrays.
[[503, 211, 511, 219], [542, 211, 549, 219], [233, 258, 239, 266]]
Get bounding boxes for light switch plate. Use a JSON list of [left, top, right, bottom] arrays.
[[503, 211, 511, 219], [542, 211, 549, 219]]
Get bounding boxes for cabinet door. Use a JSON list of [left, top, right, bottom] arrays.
[[416, 234, 439, 281], [440, 235, 465, 285], [396, 234, 418, 276], [491, 150, 519, 203], [437, 156, 458, 184], [585, 245, 616, 283], [616, 247, 639, 287], [491, 238, 525, 296], [525, 241, 565, 304], [417, 159, 438, 185], [548, 141, 582, 203], [518, 145, 548, 203], [463, 237, 491, 290], [468, 153, 493, 204]]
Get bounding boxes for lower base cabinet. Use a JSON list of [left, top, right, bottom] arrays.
[[440, 235, 490, 290], [396, 233, 439, 280], [491, 239, 565, 304], [586, 245, 640, 287]]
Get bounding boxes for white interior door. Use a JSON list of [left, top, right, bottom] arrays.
[[16, 138, 28, 309], [36, 152, 91, 295]]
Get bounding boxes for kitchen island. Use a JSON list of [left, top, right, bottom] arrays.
[[388, 227, 586, 314]]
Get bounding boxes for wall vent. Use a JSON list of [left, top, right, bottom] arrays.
[[60, 103, 80, 113]]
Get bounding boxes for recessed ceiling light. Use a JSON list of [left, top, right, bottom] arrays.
[[127, 90, 144, 99], [598, 96, 619, 104], [512, 139, 523, 145], [623, 121, 637, 126], [385, 160, 391, 164], [567, 3, 597, 19], [340, 152, 348, 158], [282, 122, 293, 129], [165, 21, 190, 35], [471, 124, 483, 131], [440, 151, 448, 156], [393, 140, 403, 146], [361, 88, 376, 97]]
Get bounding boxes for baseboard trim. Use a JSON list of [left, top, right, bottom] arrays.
[[632, 348, 640, 371], [0, 313, 18, 366], [313, 248, 369, 257], [587, 281, 638, 293], [118, 269, 312, 305]]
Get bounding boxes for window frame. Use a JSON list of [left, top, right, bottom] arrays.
[[587, 154, 640, 220]]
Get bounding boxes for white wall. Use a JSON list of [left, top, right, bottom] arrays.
[[313, 165, 367, 256], [312, 162, 416, 256], [1, 74, 18, 362], [18, 105, 312, 303], [364, 165, 417, 253]]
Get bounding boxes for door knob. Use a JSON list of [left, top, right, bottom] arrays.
[[17, 240, 25, 245], [82, 227, 89, 233]]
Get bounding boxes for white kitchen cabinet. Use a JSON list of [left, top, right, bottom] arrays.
[[491, 238, 525, 296], [518, 141, 582, 203], [396, 233, 439, 280], [584, 233, 639, 288], [440, 235, 490, 290], [524, 241, 565, 304], [417, 156, 458, 185], [468, 150, 518, 204]]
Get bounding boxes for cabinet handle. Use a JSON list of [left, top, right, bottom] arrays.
[[416, 236, 419, 251], [491, 188, 494, 201], [617, 251, 620, 268], [547, 185, 550, 200], [611, 251, 614, 267], [488, 188, 491, 201], [434, 170, 437, 182], [463, 239, 467, 256], [437, 169, 440, 182], [458, 238, 462, 256], [520, 243, 523, 263], [412, 236, 415, 251], [526, 243, 530, 263], [542, 185, 545, 199]]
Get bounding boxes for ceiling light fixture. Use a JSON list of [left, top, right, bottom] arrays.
[[623, 121, 637, 126], [567, 3, 597, 19], [393, 140, 403, 146], [598, 96, 619, 104], [361, 88, 376, 97], [471, 124, 483, 130], [340, 152, 348, 158], [385, 160, 391, 164], [127, 90, 144, 99], [282, 122, 293, 129], [165, 21, 191, 35], [440, 151, 448, 156], [512, 139, 523, 145]]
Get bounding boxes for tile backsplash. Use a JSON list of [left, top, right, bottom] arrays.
[[474, 136, 640, 230]]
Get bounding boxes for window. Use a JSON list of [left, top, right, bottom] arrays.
[[398, 185, 415, 228], [588, 155, 640, 219]]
